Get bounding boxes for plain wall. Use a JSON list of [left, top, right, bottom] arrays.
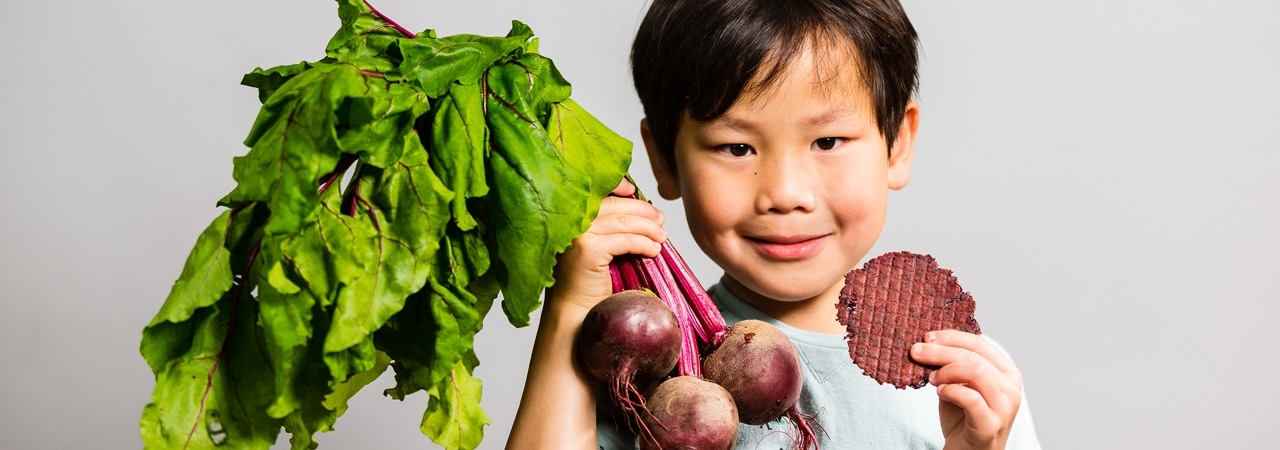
[[1, 0, 1276, 448]]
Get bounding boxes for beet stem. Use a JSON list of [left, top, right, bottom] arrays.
[[609, 264, 623, 293], [660, 241, 729, 346], [604, 188, 732, 377], [639, 256, 700, 377], [362, 0, 416, 38], [317, 154, 358, 196]]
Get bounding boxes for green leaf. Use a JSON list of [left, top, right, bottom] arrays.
[[146, 210, 235, 330], [327, 0, 409, 65], [422, 355, 490, 450], [280, 187, 375, 307], [140, 320, 197, 380], [253, 187, 386, 439], [324, 137, 452, 382], [323, 351, 391, 416], [423, 255, 480, 389], [277, 305, 344, 450], [224, 63, 377, 236], [377, 287, 436, 401], [142, 203, 269, 376], [428, 82, 489, 231], [395, 24, 532, 97], [547, 98, 633, 228], [254, 241, 321, 421], [266, 260, 302, 295], [480, 62, 602, 327], [337, 81, 429, 168], [365, 121, 454, 259], [242, 62, 313, 103], [141, 293, 282, 450], [494, 53, 573, 111], [144, 11, 637, 449], [378, 226, 493, 400]]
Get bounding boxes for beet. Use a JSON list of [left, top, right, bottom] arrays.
[[701, 320, 801, 424], [702, 319, 818, 449], [639, 376, 739, 450], [575, 290, 683, 435]]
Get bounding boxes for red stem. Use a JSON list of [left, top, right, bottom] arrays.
[[318, 154, 358, 196], [604, 188, 732, 377], [342, 164, 364, 217], [363, 0, 416, 38], [637, 256, 700, 377], [609, 265, 623, 293], [660, 241, 728, 346]]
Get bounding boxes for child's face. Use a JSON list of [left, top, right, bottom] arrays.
[[646, 44, 917, 307]]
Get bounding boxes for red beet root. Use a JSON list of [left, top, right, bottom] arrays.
[[639, 376, 739, 450], [702, 319, 819, 449], [701, 320, 801, 424], [575, 290, 683, 436]]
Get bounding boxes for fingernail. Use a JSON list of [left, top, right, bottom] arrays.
[[911, 342, 923, 355], [925, 331, 936, 343]]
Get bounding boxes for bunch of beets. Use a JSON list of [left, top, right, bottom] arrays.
[[573, 216, 820, 450]]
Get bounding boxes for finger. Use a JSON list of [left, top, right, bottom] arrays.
[[610, 178, 637, 197], [576, 227, 664, 261], [934, 383, 1003, 440], [926, 356, 1018, 408], [911, 341, 1022, 415], [588, 214, 666, 245], [924, 330, 1020, 376], [593, 196, 665, 237], [598, 196, 663, 223]]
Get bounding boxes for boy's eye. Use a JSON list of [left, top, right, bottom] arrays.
[[813, 137, 843, 151], [722, 143, 754, 157]]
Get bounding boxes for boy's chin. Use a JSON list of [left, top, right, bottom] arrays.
[[723, 273, 843, 304]]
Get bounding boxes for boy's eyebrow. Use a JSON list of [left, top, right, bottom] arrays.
[[707, 109, 856, 132], [800, 109, 854, 128], [704, 116, 755, 133]]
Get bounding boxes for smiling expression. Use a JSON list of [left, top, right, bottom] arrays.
[[644, 42, 917, 329]]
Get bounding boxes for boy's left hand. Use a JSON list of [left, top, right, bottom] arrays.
[[910, 330, 1023, 450]]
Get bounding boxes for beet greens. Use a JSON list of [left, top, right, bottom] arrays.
[[139, 1, 630, 449]]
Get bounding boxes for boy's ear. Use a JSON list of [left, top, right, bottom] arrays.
[[641, 118, 682, 200], [887, 100, 919, 191]]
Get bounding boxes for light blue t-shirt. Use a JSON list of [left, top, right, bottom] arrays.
[[598, 283, 1042, 449]]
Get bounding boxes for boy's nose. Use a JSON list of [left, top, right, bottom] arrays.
[[754, 153, 817, 214]]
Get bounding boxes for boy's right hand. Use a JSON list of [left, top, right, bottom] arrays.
[[546, 178, 668, 315], [506, 178, 667, 449]]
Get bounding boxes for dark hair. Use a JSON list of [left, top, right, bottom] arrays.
[[631, 0, 919, 172]]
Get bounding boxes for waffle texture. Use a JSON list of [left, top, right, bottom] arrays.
[[837, 252, 981, 389]]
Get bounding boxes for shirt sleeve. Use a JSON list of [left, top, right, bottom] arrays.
[[983, 335, 1043, 450], [596, 422, 637, 450], [595, 385, 639, 450], [1005, 385, 1043, 449]]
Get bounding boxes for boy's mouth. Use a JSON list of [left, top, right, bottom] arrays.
[[746, 234, 828, 260]]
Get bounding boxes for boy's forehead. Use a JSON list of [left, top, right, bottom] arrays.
[[731, 43, 872, 114], [740, 40, 871, 108]]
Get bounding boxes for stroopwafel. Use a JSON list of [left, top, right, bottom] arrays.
[[836, 251, 981, 389]]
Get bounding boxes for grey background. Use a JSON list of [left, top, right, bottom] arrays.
[[1, 0, 1276, 448]]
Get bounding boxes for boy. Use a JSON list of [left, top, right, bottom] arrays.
[[509, 0, 1040, 448]]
